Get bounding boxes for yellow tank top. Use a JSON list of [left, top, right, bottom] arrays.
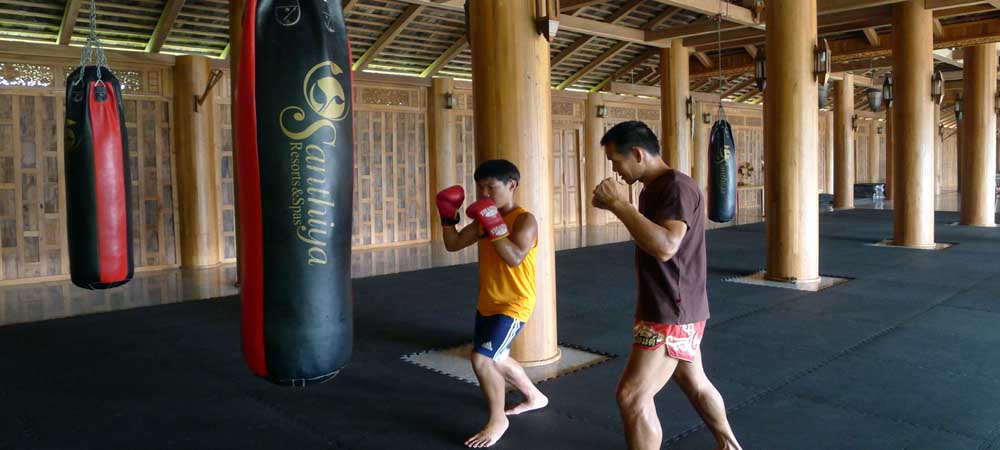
[[477, 207, 537, 322]]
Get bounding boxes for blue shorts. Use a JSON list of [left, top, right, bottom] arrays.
[[473, 312, 525, 361]]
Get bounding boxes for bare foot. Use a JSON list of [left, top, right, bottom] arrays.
[[505, 394, 549, 416], [464, 416, 509, 448]]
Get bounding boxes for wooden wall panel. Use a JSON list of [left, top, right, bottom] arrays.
[[215, 72, 236, 261], [940, 130, 958, 191], [352, 83, 429, 248]]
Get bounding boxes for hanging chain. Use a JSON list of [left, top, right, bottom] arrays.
[[714, 0, 729, 120], [75, 0, 109, 87]]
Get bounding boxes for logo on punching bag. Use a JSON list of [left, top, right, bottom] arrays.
[[280, 61, 351, 266], [275, 0, 301, 26]]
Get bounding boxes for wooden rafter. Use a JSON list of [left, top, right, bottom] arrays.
[[691, 17, 1000, 79], [343, 0, 359, 15], [862, 27, 879, 46], [719, 78, 754, 99], [353, 4, 425, 72], [420, 34, 467, 78], [734, 87, 760, 103], [646, 18, 744, 45], [561, 0, 613, 12], [647, 0, 762, 28], [146, 0, 186, 53], [693, 51, 714, 69], [58, 0, 84, 46], [559, 15, 650, 45], [552, 0, 644, 69], [590, 47, 658, 92], [556, 41, 629, 90], [743, 44, 758, 58]]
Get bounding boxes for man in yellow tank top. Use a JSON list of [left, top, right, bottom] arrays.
[[435, 159, 547, 448]]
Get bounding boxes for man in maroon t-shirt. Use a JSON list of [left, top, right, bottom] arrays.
[[593, 121, 742, 450]]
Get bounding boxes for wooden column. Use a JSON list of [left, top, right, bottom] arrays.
[[825, 112, 835, 194], [468, 0, 559, 366], [892, 0, 936, 247], [959, 43, 997, 226], [869, 119, 881, 182], [834, 75, 855, 209], [956, 114, 962, 193], [764, 0, 819, 283], [428, 77, 457, 240], [886, 105, 894, 201], [692, 102, 710, 201], [934, 104, 942, 195], [661, 40, 691, 174], [584, 92, 606, 226], [174, 55, 221, 267], [230, 0, 245, 284]]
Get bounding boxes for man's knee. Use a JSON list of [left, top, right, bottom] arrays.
[[616, 380, 651, 412], [471, 351, 497, 371]]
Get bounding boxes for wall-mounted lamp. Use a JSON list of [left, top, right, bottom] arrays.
[[882, 74, 893, 108], [444, 92, 456, 109], [814, 39, 831, 86], [702, 112, 712, 124], [954, 95, 963, 121], [754, 49, 766, 91], [867, 88, 884, 112], [851, 114, 859, 132], [596, 104, 608, 118], [931, 70, 944, 105], [685, 97, 693, 120], [995, 91, 1000, 113], [877, 126, 884, 135]]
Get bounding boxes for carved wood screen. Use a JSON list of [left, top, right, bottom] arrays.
[[855, 121, 871, 183], [0, 59, 178, 283], [551, 93, 585, 229], [215, 72, 236, 262], [352, 82, 430, 248], [818, 111, 830, 193]]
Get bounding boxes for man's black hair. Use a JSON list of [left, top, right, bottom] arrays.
[[600, 120, 660, 156], [474, 159, 521, 185]]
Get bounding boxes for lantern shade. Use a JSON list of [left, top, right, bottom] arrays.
[[754, 50, 766, 91], [882, 74, 893, 107], [818, 81, 830, 108], [867, 88, 883, 112]]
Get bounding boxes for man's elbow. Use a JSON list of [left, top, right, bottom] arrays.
[[655, 244, 680, 262]]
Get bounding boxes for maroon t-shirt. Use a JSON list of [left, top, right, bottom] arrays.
[[635, 170, 709, 325]]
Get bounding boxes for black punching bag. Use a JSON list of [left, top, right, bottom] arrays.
[[64, 67, 135, 290], [708, 118, 737, 223], [236, 0, 354, 386]]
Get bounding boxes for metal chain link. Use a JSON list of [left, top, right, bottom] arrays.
[[715, 0, 729, 120], [75, 0, 109, 87]]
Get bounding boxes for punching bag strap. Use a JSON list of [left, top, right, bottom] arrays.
[[73, 0, 111, 88]]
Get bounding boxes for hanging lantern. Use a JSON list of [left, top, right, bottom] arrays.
[[867, 88, 884, 112], [754, 49, 766, 91], [814, 39, 831, 86], [954, 95, 963, 121], [852, 114, 859, 132], [882, 74, 894, 108], [931, 70, 944, 105], [818, 81, 830, 109]]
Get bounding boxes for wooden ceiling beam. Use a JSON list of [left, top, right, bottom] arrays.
[[553, 0, 645, 69], [556, 41, 630, 90], [560, 15, 652, 46], [353, 4, 425, 72], [743, 44, 758, 58], [420, 34, 467, 78], [343, 0, 359, 15], [692, 17, 1000, 79], [590, 47, 658, 92], [561, 0, 613, 12], [145, 0, 186, 53], [646, 0, 763, 29], [863, 27, 880, 46], [694, 51, 714, 69], [58, 0, 84, 46]]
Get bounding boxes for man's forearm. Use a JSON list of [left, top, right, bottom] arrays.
[[608, 200, 678, 261]]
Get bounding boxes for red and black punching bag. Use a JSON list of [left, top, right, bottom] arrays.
[[708, 118, 737, 223], [236, 0, 354, 385], [64, 67, 134, 290]]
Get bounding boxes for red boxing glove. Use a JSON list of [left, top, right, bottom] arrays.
[[435, 185, 465, 226], [466, 199, 509, 241]]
